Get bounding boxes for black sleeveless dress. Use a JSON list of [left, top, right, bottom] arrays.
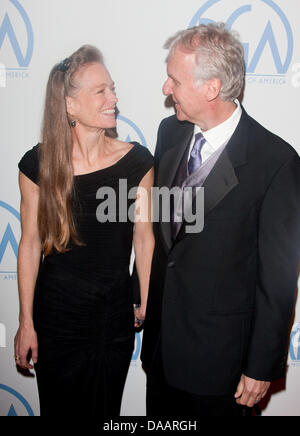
[[18, 142, 153, 417]]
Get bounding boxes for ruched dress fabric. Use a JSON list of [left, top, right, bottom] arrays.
[[18, 142, 153, 418]]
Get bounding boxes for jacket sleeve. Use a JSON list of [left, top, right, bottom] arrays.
[[244, 153, 300, 381]]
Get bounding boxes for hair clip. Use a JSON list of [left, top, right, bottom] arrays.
[[56, 57, 71, 73]]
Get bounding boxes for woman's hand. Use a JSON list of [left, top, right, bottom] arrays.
[[14, 323, 38, 370], [134, 304, 146, 328]]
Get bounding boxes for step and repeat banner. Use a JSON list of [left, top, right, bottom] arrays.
[[0, 0, 299, 417]]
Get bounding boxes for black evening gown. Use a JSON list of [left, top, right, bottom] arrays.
[[18, 142, 153, 417]]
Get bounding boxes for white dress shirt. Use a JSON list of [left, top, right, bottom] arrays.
[[188, 99, 242, 164]]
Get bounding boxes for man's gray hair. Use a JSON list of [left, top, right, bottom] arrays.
[[164, 23, 245, 102]]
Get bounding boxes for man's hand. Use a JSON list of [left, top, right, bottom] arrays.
[[234, 374, 270, 408]]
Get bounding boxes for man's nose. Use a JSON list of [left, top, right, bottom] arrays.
[[162, 78, 172, 96]]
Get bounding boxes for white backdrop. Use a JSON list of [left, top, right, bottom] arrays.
[[0, 0, 299, 417]]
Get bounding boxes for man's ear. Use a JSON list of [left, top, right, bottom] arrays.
[[205, 78, 221, 101]]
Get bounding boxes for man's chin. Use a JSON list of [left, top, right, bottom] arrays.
[[175, 107, 186, 121]]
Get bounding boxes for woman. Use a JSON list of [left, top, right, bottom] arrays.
[[14, 45, 154, 417]]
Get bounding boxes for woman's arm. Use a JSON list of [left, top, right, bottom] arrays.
[[14, 171, 42, 369], [133, 167, 155, 327]]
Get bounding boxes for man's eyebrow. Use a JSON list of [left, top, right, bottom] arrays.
[[168, 73, 180, 84]]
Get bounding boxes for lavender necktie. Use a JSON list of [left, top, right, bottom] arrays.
[[188, 132, 206, 176]]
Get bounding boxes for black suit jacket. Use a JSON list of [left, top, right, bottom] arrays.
[[141, 108, 300, 396]]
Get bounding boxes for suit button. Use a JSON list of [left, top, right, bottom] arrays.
[[168, 261, 175, 268]]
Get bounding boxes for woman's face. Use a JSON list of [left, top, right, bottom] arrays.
[[67, 62, 118, 130]]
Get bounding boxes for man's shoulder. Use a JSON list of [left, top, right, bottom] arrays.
[[245, 111, 299, 160], [159, 114, 192, 132]]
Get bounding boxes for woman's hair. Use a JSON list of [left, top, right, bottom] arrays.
[[38, 45, 104, 255], [164, 23, 245, 102]]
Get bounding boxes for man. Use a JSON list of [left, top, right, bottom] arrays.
[[141, 23, 300, 416]]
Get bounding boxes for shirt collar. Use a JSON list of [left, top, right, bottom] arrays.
[[195, 99, 242, 151]]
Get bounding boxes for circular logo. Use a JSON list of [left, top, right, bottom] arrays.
[[0, 0, 34, 69], [131, 332, 142, 362], [0, 384, 34, 416], [189, 0, 293, 77], [290, 322, 300, 363], [117, 115, 147, 148], [0, 200, 20, 275]]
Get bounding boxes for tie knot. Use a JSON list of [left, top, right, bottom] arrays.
[[194, 131, 205, 147], [188, 132, 206, 176], [191, 132, 205, 157]]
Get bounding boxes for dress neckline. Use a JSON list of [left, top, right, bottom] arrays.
[[74, 143, 137, 178]]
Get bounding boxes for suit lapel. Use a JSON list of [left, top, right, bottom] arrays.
[[157, 121, 193, 188], [157, 120, 193, 250], [202, 148, 239, 217], [175, 108, 250, 241]]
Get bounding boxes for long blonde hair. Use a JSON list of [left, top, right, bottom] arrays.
[[38, 45, 104, 255]]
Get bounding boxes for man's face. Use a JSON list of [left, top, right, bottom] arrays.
[[163, 47, 207, 125]]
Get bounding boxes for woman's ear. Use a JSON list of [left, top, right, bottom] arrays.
[[65, 95, 75, 117]]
